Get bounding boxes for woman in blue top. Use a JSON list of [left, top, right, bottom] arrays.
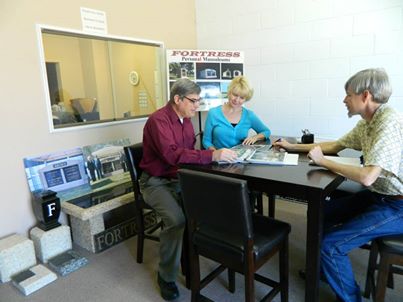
[[203, 76, 271, 150]]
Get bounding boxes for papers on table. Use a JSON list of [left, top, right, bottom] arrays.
[[247, 149, 299, 165], [218, 144, 299, 165]]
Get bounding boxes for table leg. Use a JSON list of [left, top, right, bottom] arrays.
[[305, 195, 324, 302], [268, 194, 276, 218]]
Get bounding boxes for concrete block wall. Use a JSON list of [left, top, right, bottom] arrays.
[[195, 0, 403, 139]]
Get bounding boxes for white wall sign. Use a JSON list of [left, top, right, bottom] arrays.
[[80, 7, 107, 34]]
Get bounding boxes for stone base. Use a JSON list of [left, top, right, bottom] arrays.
[[0, 234, 36, 283], [70, 215, 104, 252], [48, 250, 88, 276], [11, 264, 57, 295], [30, 225, 72, 264]]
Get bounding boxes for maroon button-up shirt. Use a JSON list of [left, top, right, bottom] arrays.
[[140, 103, 213, 179]]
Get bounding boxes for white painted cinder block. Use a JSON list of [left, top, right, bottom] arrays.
[[261, 80, 291, 99], [276, 62, 309, 81], [261, 6, 293, 29], [311, 16, 353, 40], [295, 0, 332, 22], [276, 98, 310, 117], [275, 23, 311, 45], [294, 40, 330, 62], [0, 234, 36, 283], [243, 48, 261, 66], [351, 54, 400, 76], [328, 78, 347, 99], [331, 36, 373, 58], [309, 58, 350, 79], [232, 13, 260, 34], [332, 0, 396, 16], [291, 79, 328, 98], [354, 8, 401, 35], [375, 31, 401, 54], [261, 45, 293, 64], [194, 0, 403, 140]]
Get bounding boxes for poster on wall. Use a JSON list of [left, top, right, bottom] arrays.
[[23, 138, 132, 203], [166, 49, 244, 111]]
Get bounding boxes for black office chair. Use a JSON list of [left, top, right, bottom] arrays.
[[178, 169, 290, 302], [124, 143, 163, 263], [363, 235, 403, 302]]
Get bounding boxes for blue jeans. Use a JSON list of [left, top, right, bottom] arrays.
[[321, 190, 403, 302]]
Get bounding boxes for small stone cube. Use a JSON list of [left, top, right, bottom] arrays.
[[30, 225, 72, 263], [0, 234, 36, 282]]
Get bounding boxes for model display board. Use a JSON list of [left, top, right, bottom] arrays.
[[23, 139, 131, 196], [23, 138, 159, 253], [167, 49, 244, 112]]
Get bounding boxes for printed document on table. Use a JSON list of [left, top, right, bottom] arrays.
[[247, 145, 299, 165], [217, 144, 299, 165]]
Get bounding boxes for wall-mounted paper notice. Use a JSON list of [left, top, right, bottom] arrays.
[[80, 7, 107, 34]]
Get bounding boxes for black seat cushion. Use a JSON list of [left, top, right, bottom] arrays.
[[252, 214, 291, 260], [194, 214, 290, 264]]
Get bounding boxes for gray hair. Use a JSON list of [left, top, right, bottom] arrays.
[[344, 68, 392, 104], [169, 78, 201, 102]]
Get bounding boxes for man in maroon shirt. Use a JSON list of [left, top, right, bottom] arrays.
[[139, 79, 237, 300]]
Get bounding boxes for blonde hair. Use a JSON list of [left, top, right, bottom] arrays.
[[227, 76, 254, 101]]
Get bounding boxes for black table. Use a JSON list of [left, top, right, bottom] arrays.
[[181, 154, 358, 302]]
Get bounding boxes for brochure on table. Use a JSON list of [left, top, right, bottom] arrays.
[[219, 144, 299, 166], [166, 49, 244, 111]]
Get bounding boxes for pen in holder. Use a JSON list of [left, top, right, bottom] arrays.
[[301, 129, 314, 144]]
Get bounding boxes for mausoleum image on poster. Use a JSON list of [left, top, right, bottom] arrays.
[[81, 138, 131, 187], [23, 148, 88, 194], [167, 49, 244, 111]]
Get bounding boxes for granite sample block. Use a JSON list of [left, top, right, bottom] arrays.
[[0, 234, 36, 282], [12, 264, 57, 295], [61, 190, 134, 253], [70, 215, 104, 252], [48, 250, 88, 276], [30, 225, 72, 263]]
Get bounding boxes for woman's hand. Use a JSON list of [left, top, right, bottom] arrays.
[[242, 135, 260, 145]]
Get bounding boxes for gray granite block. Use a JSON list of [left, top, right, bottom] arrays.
[[11, 264, 57, 295], [70, 215, 104, 252], [30, 225, 72, 263], [0, 234, 36, 282], [48, 250, 88, 276]]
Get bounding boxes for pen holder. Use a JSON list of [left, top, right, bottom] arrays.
[[301, 133, 314, 144]]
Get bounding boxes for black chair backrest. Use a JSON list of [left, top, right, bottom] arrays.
[[124, 143, 143, 199], [178, 169, 253, 239]]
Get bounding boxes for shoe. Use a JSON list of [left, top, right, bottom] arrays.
[[298, 269, 328, 283], [157, 273, 179, 301]]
